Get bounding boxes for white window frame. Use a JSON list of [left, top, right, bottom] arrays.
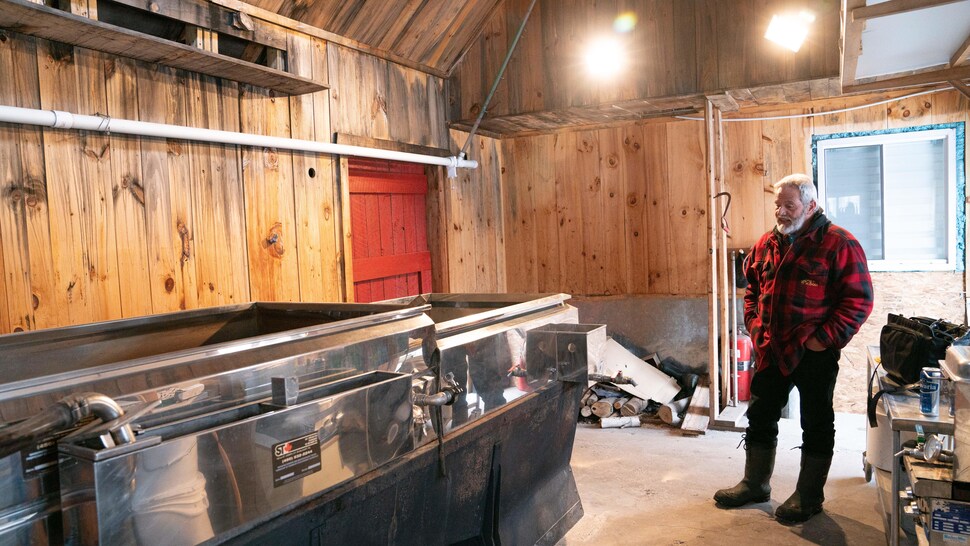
[[816, 128, 958, 272]]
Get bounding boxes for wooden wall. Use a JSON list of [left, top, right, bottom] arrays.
[[486, 89, 970, 299], [499, 120, 709, 296], [450, 0, 840, 123], [0, 29, 448, 334]]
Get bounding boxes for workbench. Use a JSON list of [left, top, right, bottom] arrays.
[[868, 346, 954, 546]]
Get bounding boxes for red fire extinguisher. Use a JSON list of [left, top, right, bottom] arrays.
[[737, 331, 754, 401]]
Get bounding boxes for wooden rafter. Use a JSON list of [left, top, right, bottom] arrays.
[[851, 0, 965, 22], [950, 79, 970, 99], [953, 32, 970, 67], [843, 64, 970, 92]]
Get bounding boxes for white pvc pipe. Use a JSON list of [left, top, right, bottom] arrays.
[[0, 105, 478, 176]]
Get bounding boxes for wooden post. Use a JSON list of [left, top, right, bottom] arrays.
[[338, 157, 355, 301], [705, 100, 721, 424], [717, 107, 731, 409]]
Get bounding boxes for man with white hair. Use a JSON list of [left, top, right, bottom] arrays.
[[713, 173, 874, 523]]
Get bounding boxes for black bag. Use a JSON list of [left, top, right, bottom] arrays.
[[879, 314, 968, 384]]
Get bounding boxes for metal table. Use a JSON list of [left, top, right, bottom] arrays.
[[868, 346, 954, 546]]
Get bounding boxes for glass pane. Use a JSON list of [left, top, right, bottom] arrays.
[[824, 145, 883, 260], [883, 139, 946, 260]]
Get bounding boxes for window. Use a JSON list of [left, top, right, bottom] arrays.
[[814, 124, 964, 271]]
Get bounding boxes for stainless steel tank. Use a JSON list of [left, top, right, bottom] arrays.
[[0, 294, 601, 545]]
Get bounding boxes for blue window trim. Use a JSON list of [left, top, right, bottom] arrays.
[[811, 122, 966, 272]]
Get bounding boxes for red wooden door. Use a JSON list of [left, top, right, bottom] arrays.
[[349, 158, 432, 302]]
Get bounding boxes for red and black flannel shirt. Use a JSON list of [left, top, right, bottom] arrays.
[[743, 212, 874, 376]]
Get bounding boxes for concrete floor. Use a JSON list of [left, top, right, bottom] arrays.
[[559, 412, 890, 546]]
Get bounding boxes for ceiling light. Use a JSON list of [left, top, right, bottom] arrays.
[[764, 11, 816, 52], [584, 37, 625, 78]]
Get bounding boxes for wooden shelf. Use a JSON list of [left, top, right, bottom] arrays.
[[0, 0, 327, 95]]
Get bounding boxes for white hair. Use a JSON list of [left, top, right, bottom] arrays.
[[773, 173, 821, 211]]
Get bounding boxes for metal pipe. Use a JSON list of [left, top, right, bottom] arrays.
[[458, 0, 537, 158], [413, 391, 454, 407], [0, 392, 133, 458], [0, 104, 478, 172]]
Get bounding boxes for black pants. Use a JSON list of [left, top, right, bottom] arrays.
[[745, 348, 840, 457]]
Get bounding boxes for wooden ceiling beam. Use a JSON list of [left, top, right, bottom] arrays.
[[841, 0, 866, 89], [843, 64, 970, 93], [950, 79, 970, 99], [952, 32, 970, 67], [851, 0, 965, 22]]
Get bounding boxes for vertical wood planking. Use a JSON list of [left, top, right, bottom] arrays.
[[887, 94, 935, 129], [212, 77, 250, 305], [0, 73, 28, 331], [105, 57, 153, 317], [240, 83, 300, 301], [502, 137, 539, 292], [642, 124, 672, 294], [37, 41, 106, 325], [75, 48, 123, 321], [338, 157, 355, 300], [165, 70, 200, 311], [665, 120, 708, 295], [723, 118, 766, 248], [595, 127, 628, 295], [531, 134, 560, 292], [135, 63, 181, 313], [481, 135, 505, 292], [10, 35, 60, 329], [426, 165, 450, 293], [446, 129, 475, 292], [620, 125, 649, 294], [554, 131, 588, 295], [289, 34, 340, 301]]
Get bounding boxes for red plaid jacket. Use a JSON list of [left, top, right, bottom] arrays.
[[744, 212, 874, 376]]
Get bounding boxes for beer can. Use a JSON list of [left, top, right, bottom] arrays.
[[920, 367, 942, 416]]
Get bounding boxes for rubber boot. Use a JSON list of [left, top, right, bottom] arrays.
[[775, 451, 832, 522], [713, 444, 775, 507]]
